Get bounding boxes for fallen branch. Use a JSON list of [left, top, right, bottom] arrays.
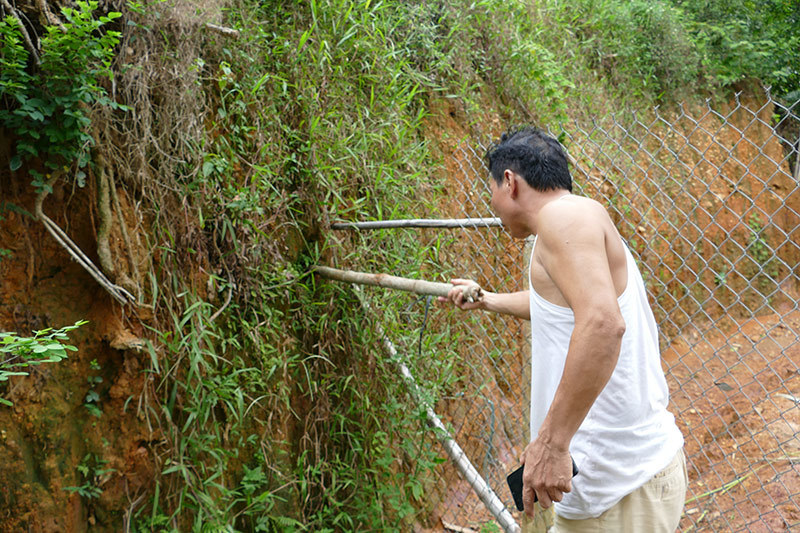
[[442, 521, 479, 533], [316, 265, 482, 302]]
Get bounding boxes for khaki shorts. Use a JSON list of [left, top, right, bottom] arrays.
[[549, 449, 688, 533]]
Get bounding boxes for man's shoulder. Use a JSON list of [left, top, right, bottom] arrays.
[[537, 196, 609, 235]]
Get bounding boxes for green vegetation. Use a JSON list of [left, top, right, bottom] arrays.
[[0, 321, 86, 406], [0, 1, 123, 189], [84, 358, 104, 417], [671, 0, 800, 95], [0, 0, 797, 530]]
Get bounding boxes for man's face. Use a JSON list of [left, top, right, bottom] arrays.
[[490, 172, 530, 239], [489, 177, 502, 216], [490, 176, 515, 234]]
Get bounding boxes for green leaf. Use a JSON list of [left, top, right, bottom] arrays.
[[9, 155, 21, 171]]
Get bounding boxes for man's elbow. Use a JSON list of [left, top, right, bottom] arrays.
[[610, 315, 626, 340], [588, 312, 626, 341]]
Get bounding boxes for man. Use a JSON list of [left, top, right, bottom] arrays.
[[440, 128, 686, 532]]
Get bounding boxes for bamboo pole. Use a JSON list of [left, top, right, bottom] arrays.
[[354, 287, 519, 533], [330, 217, 502, 230], [316, 265, 483, 302]]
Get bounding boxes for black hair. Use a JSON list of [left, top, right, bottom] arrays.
[[485, 127, 572, 192]]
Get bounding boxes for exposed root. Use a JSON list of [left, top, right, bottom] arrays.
[[109, 166, 142, 301], [35, 173, 135, 306], [208, 285, 233, 323], [97, 151, 115, 276], [35, 0, 65, 32]]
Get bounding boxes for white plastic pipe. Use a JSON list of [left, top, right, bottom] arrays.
[[355, 288, 520, 533], [331, 217, 502, 230]]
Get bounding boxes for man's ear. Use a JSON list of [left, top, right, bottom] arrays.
[[504, 169, 519, 198]]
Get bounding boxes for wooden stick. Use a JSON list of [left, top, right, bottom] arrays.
[[330, 217, 502, 230], [316, 265, 482, 302]]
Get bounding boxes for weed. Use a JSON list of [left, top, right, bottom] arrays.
[[63, 453, 115, 500], [84, 359, 104, 418], [714, 268, 727, 287], [746, 214, 771, 268], [746, 214, 778, 280]]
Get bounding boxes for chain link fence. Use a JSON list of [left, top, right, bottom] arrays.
[[341, 90, 800, 532]]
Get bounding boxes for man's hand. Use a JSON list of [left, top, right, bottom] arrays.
[[521, 438, 573, 514], [437, 279, 485, 310]]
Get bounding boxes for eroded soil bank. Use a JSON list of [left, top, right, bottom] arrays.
[[0, 168, 156, 532]]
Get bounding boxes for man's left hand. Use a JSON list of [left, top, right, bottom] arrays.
[[521, 438, 573, 514]]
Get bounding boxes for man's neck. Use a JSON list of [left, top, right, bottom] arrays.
[[522, 189, 573, 236]]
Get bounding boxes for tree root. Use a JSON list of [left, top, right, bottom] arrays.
[[97, 151, 115, 276], [35, 174, 135, 306], [35, 0, 65, 32], [109, 165, 142, 301]]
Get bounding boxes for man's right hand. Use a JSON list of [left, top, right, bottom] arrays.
[[438, 279, 486, 311], [438, 281, 531, 319]]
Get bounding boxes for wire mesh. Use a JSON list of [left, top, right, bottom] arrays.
[[348, 90, 800, 532]]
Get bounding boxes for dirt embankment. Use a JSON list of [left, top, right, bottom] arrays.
[[0, 159, 156, 532]]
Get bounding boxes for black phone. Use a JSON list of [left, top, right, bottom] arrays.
[[506, 457, 579, 512]]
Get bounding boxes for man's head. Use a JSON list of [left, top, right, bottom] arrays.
[[485, 127, 572, 192]]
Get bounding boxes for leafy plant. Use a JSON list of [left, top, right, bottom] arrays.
[[670, 0, 800, 95], [746, 213, 778, 286], [0, 1, 123, 186], [747, 214, 773, 270], [0, 321, 86, 406], [714, 267, 728, 287]]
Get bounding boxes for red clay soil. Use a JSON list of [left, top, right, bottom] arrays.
[[667, 311, 800, 532], [0, 170, 156, 532]]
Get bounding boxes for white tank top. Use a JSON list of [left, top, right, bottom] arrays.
[[529, 237, 684, 519]]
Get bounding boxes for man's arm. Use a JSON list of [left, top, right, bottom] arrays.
[[439, 279, 530, 320], [521, 204, 626, 513]]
